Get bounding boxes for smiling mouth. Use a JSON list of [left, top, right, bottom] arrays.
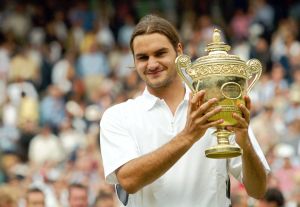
[[146, 69, 164, 75]]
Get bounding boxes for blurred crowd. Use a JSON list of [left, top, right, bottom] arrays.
[[0, 0, 300, 206]]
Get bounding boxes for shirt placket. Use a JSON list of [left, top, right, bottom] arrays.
[[160, 99, 186, 135], [158, 100, 176, 134]]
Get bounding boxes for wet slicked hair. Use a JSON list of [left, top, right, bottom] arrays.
[[130, 14, 180, 54]]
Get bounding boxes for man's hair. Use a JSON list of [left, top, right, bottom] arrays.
[[68, 183, 88, 197], [129, 14, 180, 54], [264, 188, 285, 207]]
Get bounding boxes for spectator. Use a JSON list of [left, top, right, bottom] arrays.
[[273, 143, 300, 200], [6, 79, 38, 109], [25, 187, 45, 207], [251, 104, 285, 153], [18, 91, 39, 129], [51, 51, 76, 94], [255, 187, 285, 207], [93, 191, 115, 207], [76, 33, 110, 99], [1, 3, 31, 42], [28, 125, 65, 166], [58, 118, 87, 158], [9, 46, 40, 85], [0, 186, 17, 207], [39, 85, 66, 133], [68, 183, 89, 207]]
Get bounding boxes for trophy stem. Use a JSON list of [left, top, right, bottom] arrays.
[[215, 128, 232, 145], [205, 128, 242, 159]]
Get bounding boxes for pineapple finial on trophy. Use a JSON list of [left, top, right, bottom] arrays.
[[212, 28, 222, 43], [206, 28, 231, 53]]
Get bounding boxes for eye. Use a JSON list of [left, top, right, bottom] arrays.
[[156, 51, 166, 57], [136, 55, 148, 61]]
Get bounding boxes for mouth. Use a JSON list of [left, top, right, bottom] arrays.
[[145, 69, 164, 76]]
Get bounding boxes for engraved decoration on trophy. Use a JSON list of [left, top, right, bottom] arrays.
[[175, 29, 262, 159]]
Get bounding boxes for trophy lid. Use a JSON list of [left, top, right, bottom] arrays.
[[205, 29, 231, 53], [197, 28, 243, 62], [192, 28, 251, 80], [175, 28, 262, 92]]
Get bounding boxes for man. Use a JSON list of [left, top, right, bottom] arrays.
[[25, 187, 45, 207], [68, 183, 89, 207], [100, 14, 269, 207]]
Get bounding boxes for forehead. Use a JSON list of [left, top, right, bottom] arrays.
[[28, 192, 44, 199], [70, 187, 87, 195], [132, 33, 174, 54]]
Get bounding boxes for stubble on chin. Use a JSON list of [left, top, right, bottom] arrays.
[[146, 72, 177, 89]]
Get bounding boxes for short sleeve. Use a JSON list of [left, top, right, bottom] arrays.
[[100, 105, 140, 184]]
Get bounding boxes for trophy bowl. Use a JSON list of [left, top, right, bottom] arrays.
[[175, 29, 262, 159]]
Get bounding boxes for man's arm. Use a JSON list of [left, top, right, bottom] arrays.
[[227, 95, 267, 199], [116, 132, 194, 194], [116, 91, 223, 194], [240, 136, 267, 198]]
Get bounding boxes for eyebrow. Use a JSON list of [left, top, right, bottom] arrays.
[[135, 47, 169, 58]]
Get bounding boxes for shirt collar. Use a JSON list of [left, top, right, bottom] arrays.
[[141, 87, 159, 111], [141, 83, 191, 111]]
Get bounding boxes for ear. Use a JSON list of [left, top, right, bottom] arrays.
[[176, 43, 183, 55]]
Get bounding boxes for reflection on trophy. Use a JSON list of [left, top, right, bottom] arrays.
[[175, 29, 262, 159]]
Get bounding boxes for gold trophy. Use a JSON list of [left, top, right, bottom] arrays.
[[175, 29, 262, 159]]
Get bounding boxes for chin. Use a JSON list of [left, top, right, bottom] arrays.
[[148, 81, 171, 89], [146, 75, 173, 88]]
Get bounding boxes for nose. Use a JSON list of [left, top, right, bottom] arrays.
[[147, 56, 159, 70]]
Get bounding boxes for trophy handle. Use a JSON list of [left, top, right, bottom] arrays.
[[175, 54, 196, 93], [246, 59, 262, 93]]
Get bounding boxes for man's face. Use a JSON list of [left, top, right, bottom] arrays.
[[132, 33, 182, 90], [68, 187, 88, 207], [26, 192, 45, 207]]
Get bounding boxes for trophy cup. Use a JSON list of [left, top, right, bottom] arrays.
[[175, 29, 262, 159]]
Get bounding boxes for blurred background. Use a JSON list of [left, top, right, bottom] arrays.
[[0, 0, 299, 206]]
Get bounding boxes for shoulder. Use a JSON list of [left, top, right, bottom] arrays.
[[101, 96, 144, 120]]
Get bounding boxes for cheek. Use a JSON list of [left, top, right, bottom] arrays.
[[163, 59, 176, 70], [135, 69, 143, 78], [161, 55, 176, 67], [135, 62, 147, 74]]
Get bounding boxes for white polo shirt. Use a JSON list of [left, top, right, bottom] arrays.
[[100, 87, 269, 207]]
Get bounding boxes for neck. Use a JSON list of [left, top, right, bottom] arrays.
[[148, 78, 186, 114]]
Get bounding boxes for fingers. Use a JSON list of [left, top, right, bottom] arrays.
[[230, 96, 251, 128], [194, 103, 223, 126], [188, 90, 223, 128], [232, 112, 248, 128], [244, 95, 251, 110], [202, 119, 224, 128], [203, 105, 222, 118], [236, 95, 251, 124], [191, 96, 219, 122], [190, 90, 205, 110]]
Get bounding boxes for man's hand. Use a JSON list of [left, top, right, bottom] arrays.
[[180, 90, 224, 144], [226, 95, 251, 149]]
